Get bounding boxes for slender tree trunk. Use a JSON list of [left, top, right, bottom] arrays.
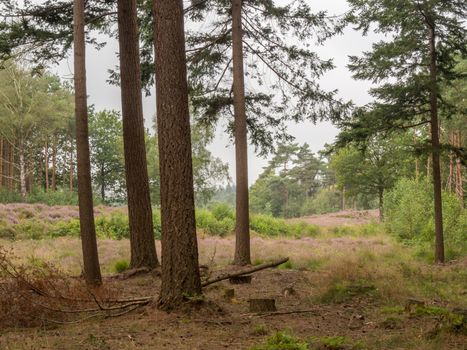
[[232, 0, 251, 266], [0, 137, 3, 188], [117, 0, 158, 269], [100, 165, 105, 202], [153, 0, 202, 310], [413, 130, 419, 183], [9, 142, 14, 191], [448, 131, 454, 192], [342, 186, 346, 211], [428, 25, 444, 263], [455, 131, 463, 206], [378, 187, 384, 221], [19, 138, 27, 200], [45, 137, 49, 192], [69, 147, 74, 192], [73, 0, 102, 286], [51, 138, 57, 191]]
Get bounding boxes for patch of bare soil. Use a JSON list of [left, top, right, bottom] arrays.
[[1, 267, 465, 349], [290, 209, 380, 227]]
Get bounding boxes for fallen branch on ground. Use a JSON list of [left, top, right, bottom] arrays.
[[201, 257, 289, 288]]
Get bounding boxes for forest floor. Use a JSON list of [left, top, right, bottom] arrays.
[[0, 207, 466, 349]]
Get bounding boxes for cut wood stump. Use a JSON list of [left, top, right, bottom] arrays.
[[229, 275, 252, 284], [223, 289, 235, 301], [249, 298, 276, 313]]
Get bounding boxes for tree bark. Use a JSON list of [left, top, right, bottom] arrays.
[[45, 137, 49, 192], [428, 25, 444, 263], [73, 0, 102, 286], [153, 0, 202, 310], [378, 187, 384, 221], [453, 131, 463, 206], [117, 0, 158, 269], [232, 0, 251, 266], [19, 137, 27, 200], [9, 142, 14, 191], [0, 137, 3, 188], [69, 146, 74, 192], [51, 138, 57, 191]]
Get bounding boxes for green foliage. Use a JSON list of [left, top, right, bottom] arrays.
[[309, 336, 365, 350], [113, 259, 129, 273], [26, 189, 80, 206], [196, 208, 234, 237], [89, 109, 125, 203], [301, 188, 341, 215], [320, 282, 377, 304], [250, 331, 308, 350], [384, 178, 467, 259]]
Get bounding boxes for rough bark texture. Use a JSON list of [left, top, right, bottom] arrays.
[[232, 0, 251, 266], [428, 25, 444, 264], [153, 0, 202, 310], [117, 0, 159, 269], [73, 0, 102, 286]]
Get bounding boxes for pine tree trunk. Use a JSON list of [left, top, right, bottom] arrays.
[[428, 25, 444, 264], [413, 130, 419, 182], [448, 131, 453, 192], [342, 186, 346, 211], [232, 0, 251, 266], [19, 137, 27, 200], [9, 142, 14, 191], [153, 0, 202, 309], [0, 137, 3, 188], [378, 187, 384, 221], [455, 131, 463, 206], [51, 139, 57, 191], [69, 145, 73, 192], [73, 0, 102, 286], [117, 0, 158, 269], [45, 137, 49, 192]]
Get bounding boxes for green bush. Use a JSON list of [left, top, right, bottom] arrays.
[[384, 178, 466, 259], [113, 259, 129, 273], [250, 331, 308, 350], [196, 208, 234, 236], [210, 202, 234, 221]]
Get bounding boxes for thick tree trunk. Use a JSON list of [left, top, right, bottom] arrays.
[[51, 139, 57, 191], [117, 0, 158, 269], [232, 0, 251, 266], [153, 0, 202, 310], [73, 0, 102, 286], [45, 138, 49, 192], [428, 25, 444, 263]]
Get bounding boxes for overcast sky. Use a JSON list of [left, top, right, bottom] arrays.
[[51, 0, 380, 185]]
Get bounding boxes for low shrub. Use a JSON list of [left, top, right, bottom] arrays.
[[250, 331, 308, 350], [113, 259, 129, 273]]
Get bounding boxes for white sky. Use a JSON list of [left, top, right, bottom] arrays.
[[50, 0, 380, 185]]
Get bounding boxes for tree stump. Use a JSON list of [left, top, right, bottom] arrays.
[[223, 289, 235, 301], [249, 298, 276, 312], [229, 275, 252, 284]]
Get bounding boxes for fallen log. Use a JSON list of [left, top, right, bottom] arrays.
[[201, 257, 289, 288]]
